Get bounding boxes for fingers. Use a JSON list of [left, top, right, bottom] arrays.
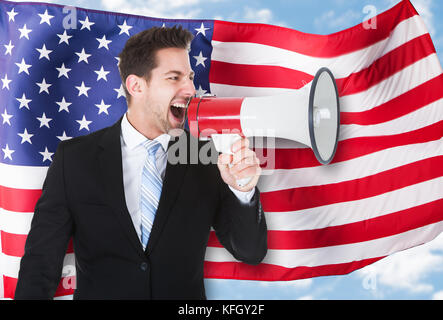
[[231, 137, 249, 154], [230, 159, 262, 180], [218, 153, 232, 166], [223, 137, 262, 179], [216, 137, 262, 192], [231, 138, 259, 168]]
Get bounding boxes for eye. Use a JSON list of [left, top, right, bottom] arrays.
[[168, 76, 179, 81]]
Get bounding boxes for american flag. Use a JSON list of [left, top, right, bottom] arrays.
[[0, 0, 442, 299]]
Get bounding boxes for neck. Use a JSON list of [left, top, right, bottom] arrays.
[[126, 106, 162, 140]]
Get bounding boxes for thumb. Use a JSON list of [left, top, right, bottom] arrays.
[[217, 153, 237, 187]]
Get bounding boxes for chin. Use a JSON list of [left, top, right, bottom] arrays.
[[168, 127, 185, 137], [165, 119, 185, 137]]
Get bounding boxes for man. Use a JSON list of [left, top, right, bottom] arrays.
[[14, 26, 267, 300]]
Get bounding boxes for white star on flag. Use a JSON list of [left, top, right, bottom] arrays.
[[18, 24, 32, 39], [57, 30, 72, 45], [36, 78, 52, 94], [193, 51, 207, 67], [4, 40, 14, 55], [16, 93, 32, 110], [118, 20, 133, 35], [96, 35, 112, 50], [1, 74, 12, 90], [95, 66, 110, 81], [79, 16, 95, 30], [38, 9, 54, 25], [75, 81, 91, 97], [57, 131, 72, 141], [195, 23, 210, 36], [1, 108, 13, 125], [75, 48, 91, 64], [2, 144, 15, 160], [36, 44, 52, 60], [56, 63, 71, 78], [36, 112, 52, 128], [6, 8, 18, 22], [57, 131, 73, 141], [18, 128, 34, 144], [114, 84, 126, 99], [95, 99, 111, 115], [39, 147, 54, 162], [56, 97, 72, 113], [195, 85, 207, 97], [15, 58, 32, 75], [76, 115, 92, 131]]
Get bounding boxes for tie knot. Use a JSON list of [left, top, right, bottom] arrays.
[[143, 140, 161, 156]]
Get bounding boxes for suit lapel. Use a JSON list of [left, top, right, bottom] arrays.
[[98, 117, 145, 257], [146, 132, 189, 255], [97, 119, 189, 257]]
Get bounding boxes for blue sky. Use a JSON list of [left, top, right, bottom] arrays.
[[7, 0, 443, 300]]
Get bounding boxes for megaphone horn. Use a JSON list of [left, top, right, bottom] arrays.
[[187, 67, 340, 183]]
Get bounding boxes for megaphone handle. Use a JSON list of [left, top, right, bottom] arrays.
[[211, 133, 253, 188]]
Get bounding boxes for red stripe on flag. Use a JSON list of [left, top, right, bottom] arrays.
[[267, 199, 443, 249], [1, 231, 27, 257], [209, 61, 313, 89], [260, 156, 443, 212], [0, 185, 41, 212], [210, 34, 436, 94], [341, 74, 443, 125], [1, 230, 74, 257], [204, 257, 384, 281], [337, 34, 436, 96], [255, 121, 443, 170], [212, 1, 416, 57], [3, 275, 75, 299], [208, 200, 443, 249]]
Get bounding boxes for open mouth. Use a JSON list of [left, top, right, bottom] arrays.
[[170, 102, 187, 123]]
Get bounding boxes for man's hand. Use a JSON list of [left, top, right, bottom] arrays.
[[217, 137, 262, 192]]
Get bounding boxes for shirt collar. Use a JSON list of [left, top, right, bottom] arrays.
[[121, 113, 171, 152]]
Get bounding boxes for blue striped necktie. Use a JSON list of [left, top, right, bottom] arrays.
[[140, 140, 162, 250]]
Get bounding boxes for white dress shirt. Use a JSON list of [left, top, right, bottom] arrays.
[[120, 113, 255, 241]]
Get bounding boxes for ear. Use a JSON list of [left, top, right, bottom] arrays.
[[125, 75, 146, 99]]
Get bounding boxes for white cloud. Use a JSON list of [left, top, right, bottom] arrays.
[[314, 9, 361, 32], [387, 0, 436, 36], [433, 291, 443, 300], [100, 0, 203, 19], [298, 295, 314, 300], [411, 0, 436, 36], [356, 232, 443, 298], [217, 6, 286, 27], [243, 6, 273, 24], [258, 278, 313, 289]]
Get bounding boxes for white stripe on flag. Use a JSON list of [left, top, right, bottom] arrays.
[[211, 16, 428, 78], [1, 253, 75, 279], [205, 220, 443, 268], [339, 55, 442, 113], [264, 177, 443, 231], [258, 138, 443, 192], [0, 163, 48, 190]]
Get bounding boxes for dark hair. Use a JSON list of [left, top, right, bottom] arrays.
[[118, 25, 194, 102]]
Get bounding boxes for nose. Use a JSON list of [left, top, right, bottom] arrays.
[[182, 77, 196, 99]]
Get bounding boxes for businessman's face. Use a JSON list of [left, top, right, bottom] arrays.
[[140, 47, 196, 136]]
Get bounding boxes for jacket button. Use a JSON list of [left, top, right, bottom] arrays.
[[140, 262, 148, 271]]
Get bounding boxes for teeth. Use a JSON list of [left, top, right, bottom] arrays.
[[171, 103, 187, 108]]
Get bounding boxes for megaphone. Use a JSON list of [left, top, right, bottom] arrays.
[[187, 67, 340, 185]]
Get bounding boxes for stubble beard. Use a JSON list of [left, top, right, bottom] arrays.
[[153, 107, 186, 137]]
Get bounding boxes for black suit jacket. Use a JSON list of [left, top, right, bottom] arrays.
[[14, 118, 267, 300]]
